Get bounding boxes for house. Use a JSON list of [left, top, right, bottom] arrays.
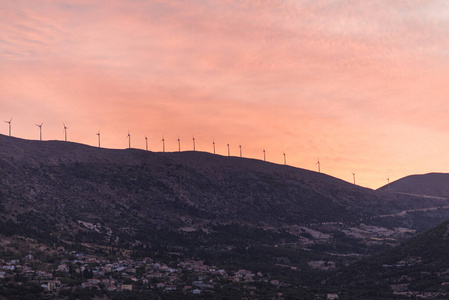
[[36, 271, 52, 278], [81, 282, 95, 289], [88, 278, 100, 285], [192, 280, 204, 286], [47, 280, 60, 291], [115, 266, 125, 272], [164, 285, 176, 291], [148, 272, 163, 278], [183, 286, 192, 292], [23, 270, 35, 278], [270, 280, 280, 286], [121, 284, 133, 291], [57, 264, 68, 272], [24, 254, 34, 261]]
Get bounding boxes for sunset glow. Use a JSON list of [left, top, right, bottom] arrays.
[[2, 0, 449, 189]]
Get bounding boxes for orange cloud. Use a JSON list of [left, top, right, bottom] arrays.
[[2, 0, 449, 188]]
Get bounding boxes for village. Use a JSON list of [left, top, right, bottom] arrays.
[[0, 244, 289, 298]]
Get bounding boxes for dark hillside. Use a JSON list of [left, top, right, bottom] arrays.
[[2, 134, 449, 298], [0, 134, 447, 242], [326, 220, 449, 299]]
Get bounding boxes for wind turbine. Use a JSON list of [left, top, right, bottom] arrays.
[[227, 144, 230, 157], [283, 153, 286, 165], [192, 137, 196, 151], [96, 131, 101, 148], [213, 141, 215, 154], [162, 138, 165, 152], [178, 137, 181, 152], [145, 136, 148, 151], [126, 130, 131, 149], [36, 123, 43, 141], [63, 123, 68, 142], [352, 172, 356, 185], [387, 177, 390, 191], [4, 118, 12, 136], [316, 159, 321, 173], [239, 145, 242, 157], [263, 149, 266, 161]]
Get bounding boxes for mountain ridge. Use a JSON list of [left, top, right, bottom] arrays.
[[0, 134, 448, 229], [0, 133, 448, 247]]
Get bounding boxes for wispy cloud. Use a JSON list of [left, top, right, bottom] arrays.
[[1, 0, 449, 187]]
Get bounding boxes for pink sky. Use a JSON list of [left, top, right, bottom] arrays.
[[2, 0, 449, 189]]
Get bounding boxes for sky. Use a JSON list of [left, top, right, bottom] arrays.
[[2, 0, 449, 189]]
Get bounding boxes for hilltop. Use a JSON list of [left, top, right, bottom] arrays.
[[378, 172, 449, 199]]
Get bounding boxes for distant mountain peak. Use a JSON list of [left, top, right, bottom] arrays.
[[378, 172, 449, 198]]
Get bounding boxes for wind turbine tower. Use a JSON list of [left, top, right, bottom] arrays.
[[227, 144, 230, 157], [213, 141, 215, 154], [96, 131, 101, 148], [126, 130, 131, 149], [263, 149, 266, 161], [63, 123, 68, 142], [352, 172, 356, 185], [178, 137, 181, 152], [316, 159, 321, 173], [283, 153, 286, 165], [4, 118, 12, 136], [145, 137, 148, 151], [193, 137, 196, 151], [36, 123, 43, 141], [162, 138, 165, 152], [239, 145, 242, 157]]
